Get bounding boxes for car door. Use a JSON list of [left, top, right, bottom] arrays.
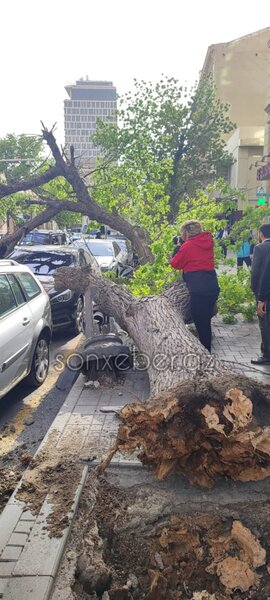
[[112, 241, 125, 270], [0, 274, 33, 398]]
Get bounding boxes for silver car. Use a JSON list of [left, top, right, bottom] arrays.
[[0, 260, 52, 399], [81, 239, 126, 273]]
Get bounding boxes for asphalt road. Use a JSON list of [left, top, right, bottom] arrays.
[[0, 330, 83, 464]]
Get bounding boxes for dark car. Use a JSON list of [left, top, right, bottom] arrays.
[[9, 245, 101, 333], [18, 229, 70, 246]]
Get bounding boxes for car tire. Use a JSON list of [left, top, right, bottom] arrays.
[[26, 334, 50, 387], [73, 296, 85, 334]]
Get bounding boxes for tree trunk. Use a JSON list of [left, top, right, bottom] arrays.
[[54, 265, 270, 489], [54, 266, 224, 394], [0, 205, 64, 257]]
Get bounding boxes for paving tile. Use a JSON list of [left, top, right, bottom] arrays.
[[7, 533, 28, 547], [67, 414, 93, 425], [72, 404, 97, 415], [14, 521, 34, 534], [0, 577, 7, 597], [20, 511, 36, 522], [3, 575, 53, 600], [0, 505, 23, 555], [56, 424, 89, 450], [78, 391, 101, 401], [0, 561, 16, 577], [13, 512, 63, 577], [76, 397, 99, 406], [1, 546, 22, 561]]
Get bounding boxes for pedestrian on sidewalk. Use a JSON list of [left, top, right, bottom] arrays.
[[251, 223, 270, 365], [236, 240, 252, 269], [215, 224, 229, 258], [170, 220, 220, 352]]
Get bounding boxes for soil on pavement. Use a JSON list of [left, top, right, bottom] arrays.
[[51, 471, 270, 600]]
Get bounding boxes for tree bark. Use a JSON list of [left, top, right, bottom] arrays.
[[54, 265, 224, 395], [0, 205, 64, 257], [0, 165, 61, 199], [54, 265, 270, 489]]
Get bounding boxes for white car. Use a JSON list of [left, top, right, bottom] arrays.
[[82, 239, 126, 273], [0, 260, 52, 399]]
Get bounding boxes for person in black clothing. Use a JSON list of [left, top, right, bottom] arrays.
[[251, 224, 270, 364], [170, 220, 219, 352], [172, 235, 183, 257], [254, 253, 270, 365]]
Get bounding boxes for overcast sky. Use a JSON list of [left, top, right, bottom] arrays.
[[0, 0, 269, 145]]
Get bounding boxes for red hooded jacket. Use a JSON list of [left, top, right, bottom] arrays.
[[170, 231, 215, 272]]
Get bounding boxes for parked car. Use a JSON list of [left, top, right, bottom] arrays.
[[9, 245, 101, 333], [69, 232, 83, 242], [79, 239, 126, 274], [0, 260, 52, 399], [18, 229, 69, 246], [109, 236, 134, 266]]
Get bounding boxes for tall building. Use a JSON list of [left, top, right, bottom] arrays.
[[64, 79, 117, 166], [201, 28, 270, 208]]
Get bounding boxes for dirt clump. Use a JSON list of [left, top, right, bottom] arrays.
[[0, 467, 21, 512], [14, 432, 84, 537], [63, 473, 270, 600]]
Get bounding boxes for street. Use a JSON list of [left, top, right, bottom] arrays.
[[0, 330, 83, 504]]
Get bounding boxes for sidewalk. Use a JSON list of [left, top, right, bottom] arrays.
[[0, 316, 269, 600]]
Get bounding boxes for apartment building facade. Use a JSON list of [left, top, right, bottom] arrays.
[[201, 28, 270, 207], [64, 79, 117, 166]]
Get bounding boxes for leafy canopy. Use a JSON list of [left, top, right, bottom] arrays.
[[92, 75, 235, 228]]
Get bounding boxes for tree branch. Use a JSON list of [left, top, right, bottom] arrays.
[[0, 205, 63, 257], [42, 128, 153, 264], [0, 165, 61, 199]]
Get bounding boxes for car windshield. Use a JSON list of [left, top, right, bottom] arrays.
[[19, 232, 51, 245], [9, 251, 75, 275], [86, 242, 114, 257]]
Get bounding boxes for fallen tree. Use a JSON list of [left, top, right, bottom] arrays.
[[0, 117, 269, 490], [54, 265, 270, 488]]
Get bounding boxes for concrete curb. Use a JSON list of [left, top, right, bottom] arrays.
[[0, 374, 88, 600]]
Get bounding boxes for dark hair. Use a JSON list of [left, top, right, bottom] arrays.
[[259, 224, 270, 238]]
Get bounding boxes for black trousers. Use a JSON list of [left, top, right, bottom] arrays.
[[258, 300, 270, 358], [237, 256, 251, 268], [190, 293, 218, 352]]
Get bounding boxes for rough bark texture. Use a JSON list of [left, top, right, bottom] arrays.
[[0, 205, 63, 257], [54, 265, 270, 488], [54, 265, 224, 395], [0, 165, 61, 199]]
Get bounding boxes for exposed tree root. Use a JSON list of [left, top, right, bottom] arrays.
[[100, 374, 270, 488]]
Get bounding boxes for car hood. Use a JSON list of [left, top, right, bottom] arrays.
[[36, 275, 58, 297]]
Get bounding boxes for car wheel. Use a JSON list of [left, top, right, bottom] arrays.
[[74, 296, 85, 334], [26, 335, 50, 387]]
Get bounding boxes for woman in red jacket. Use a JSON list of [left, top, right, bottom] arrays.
[[170, 220, 219, 352]]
